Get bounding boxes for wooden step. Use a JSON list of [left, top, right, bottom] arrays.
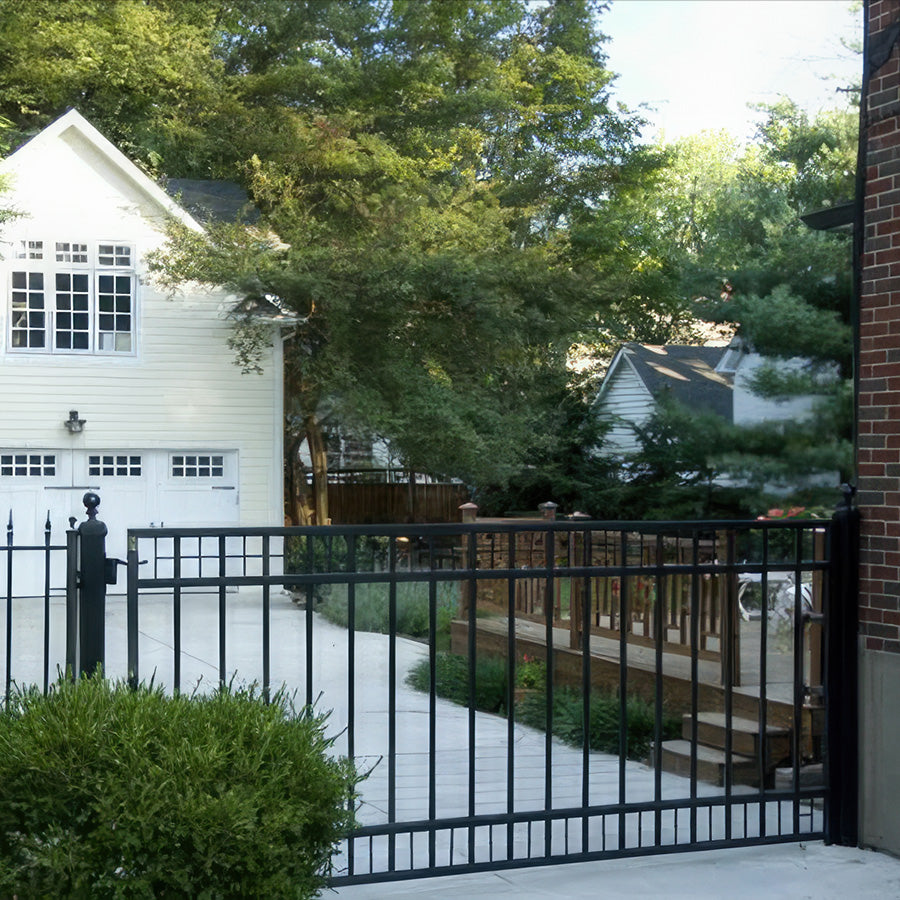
[[682, 712, 791, 766], [656, 740, 761, 787]]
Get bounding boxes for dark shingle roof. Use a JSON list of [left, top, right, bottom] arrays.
[[624, 343, 733, 421], [165, 179, 259, 225]]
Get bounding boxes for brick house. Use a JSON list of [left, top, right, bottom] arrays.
[[858, 0, 900, 856]]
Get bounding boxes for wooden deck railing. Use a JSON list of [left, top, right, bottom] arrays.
[[464, 526, 827, 689]]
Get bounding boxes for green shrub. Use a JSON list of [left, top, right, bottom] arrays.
[[0, 675, 358, 899], [407, 653, 679, 759], [405, 652, 509, 713], [517, 688, 680, 759], [317, 581, 459, 640], [285, 533, 353, 603], [515, 654, 546, 690]]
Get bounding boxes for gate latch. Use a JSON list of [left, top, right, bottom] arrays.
[[104, 557, 127, 585], [103, 557, 148, 585]]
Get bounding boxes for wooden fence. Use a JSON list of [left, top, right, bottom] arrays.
[[326, 480, 469, 524]]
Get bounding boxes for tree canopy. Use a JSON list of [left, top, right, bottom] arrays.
[[0, 0, 858, 522], [32, 0, 647, 523]]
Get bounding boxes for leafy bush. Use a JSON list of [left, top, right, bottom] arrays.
[[405, 652, 509, 713], [517, 688, 680, 759], [0, 675, 358, 899], [516, 654, 546, 690], [285, 533, 352, 602], [407, 652, 679, 759], [317, 581, 459, 640]]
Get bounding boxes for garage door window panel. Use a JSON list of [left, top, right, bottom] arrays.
[[171, 455, 225, 478], [88, 455, 142, 477], [0, 453, 56, 477]]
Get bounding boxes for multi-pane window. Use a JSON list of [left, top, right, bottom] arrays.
[[97, 274, 132, 351], [14, 240, 44, 260], [55, 273, 91, 350], [171, 454, 225, 478], [88, 454, 142, 477], [0, 453, 56, 476], [8, 240, 135, 354], [10, 272, 46, 348], [55, 242, 88, 264], [98, 244, 131, 267]]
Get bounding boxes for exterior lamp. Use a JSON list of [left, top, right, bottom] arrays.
[[64, 410, 85, 434]]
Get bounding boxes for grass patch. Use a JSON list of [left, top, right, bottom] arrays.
[[0, 675, 358, 899], [405, 652, 680, 760]]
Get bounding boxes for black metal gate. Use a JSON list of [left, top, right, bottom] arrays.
[[112, 504, 859, 886]]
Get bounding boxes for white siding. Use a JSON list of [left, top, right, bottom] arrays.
[[732, 353, 818, 426], [0, 114, 283, 536], [595, 359, 654, 457]]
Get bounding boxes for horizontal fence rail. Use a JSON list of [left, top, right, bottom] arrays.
[[120, 515, 846, 885]]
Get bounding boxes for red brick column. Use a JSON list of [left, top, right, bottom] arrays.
[[859, 0, 900, 654]]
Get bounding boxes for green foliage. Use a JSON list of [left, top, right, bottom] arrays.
[[515, 654, 546, 690], [406, 652, 679, 759], [316, 581, 459, 640], [705, 285, 851, 367], [0, 0, 229, 175], [0, 675, 358, 899], [517, 688, 680, 759], [125, 0, 648, 504], [405, 652, 510, 714]]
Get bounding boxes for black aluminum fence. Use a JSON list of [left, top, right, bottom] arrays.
[[0, 511, 71, 696], [117, 508, 858, 885]]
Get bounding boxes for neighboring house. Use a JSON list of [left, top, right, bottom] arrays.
[[593, 340, 821, 458], [0, 110, 285, 592]]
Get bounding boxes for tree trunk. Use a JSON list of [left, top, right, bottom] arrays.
[[305, 414, 330, 525], [282, 340, 328, 525], [285, 431, 316, 525]]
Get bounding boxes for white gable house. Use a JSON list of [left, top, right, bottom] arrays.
[[0, 111, 284, 590], [594, 341, 823, 458]]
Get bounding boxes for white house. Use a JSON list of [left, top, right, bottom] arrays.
[[0, 110, 285, 592], [594, 340, 822, 457]]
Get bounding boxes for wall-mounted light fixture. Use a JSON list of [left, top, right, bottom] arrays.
[[64, 410, 85, 434]]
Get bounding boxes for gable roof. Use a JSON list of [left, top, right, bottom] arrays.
[[599, 343, 734, 421], [1, 109, 203, 233], [165, 179, 260, 225]]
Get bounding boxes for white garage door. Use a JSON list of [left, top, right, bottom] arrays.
[[0, 449, 239, 595]]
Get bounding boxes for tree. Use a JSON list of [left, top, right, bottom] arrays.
[[587, 102, 857, 516], [137, 0, 648, 523]]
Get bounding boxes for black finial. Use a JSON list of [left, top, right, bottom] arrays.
[[83, 492, 100, 519], [838, 483, 856, 510]]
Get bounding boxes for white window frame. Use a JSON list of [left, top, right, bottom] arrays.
[[0, 452, 57, 477], [7, 239, 137, 356], [87, 453, 143, 477], [169, 453, 227, 479]]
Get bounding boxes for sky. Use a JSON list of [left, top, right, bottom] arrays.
[[600, 0, 863, 142]]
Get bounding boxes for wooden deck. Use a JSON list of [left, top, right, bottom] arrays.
[[451, 615, 809, 727]]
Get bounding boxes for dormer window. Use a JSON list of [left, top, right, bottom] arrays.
[[7, 240, 136, 355]]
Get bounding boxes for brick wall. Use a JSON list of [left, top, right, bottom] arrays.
[[859, 0, 900, 654]]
